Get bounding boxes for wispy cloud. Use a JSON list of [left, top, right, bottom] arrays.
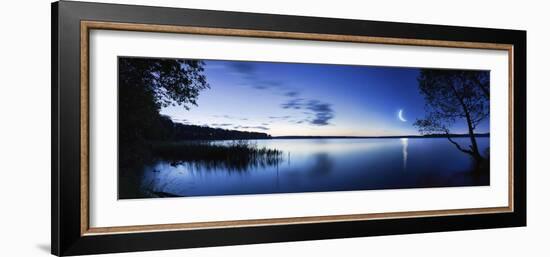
[[233, 125, 270, 131], [284, 91, 299, 97], [229, 62, 255, 74], [210, 123, 233, 127], [171, 118, 191, 125], [268, 115, 291, 120], [213, 114, 249, 121], [228, 62, 282, 91], [281, 98, 304, 110], [289, 119, 308, 124], [225, 61, 335, 126]]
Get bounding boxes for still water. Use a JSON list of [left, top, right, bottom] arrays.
[[128, 137, 489, 198]]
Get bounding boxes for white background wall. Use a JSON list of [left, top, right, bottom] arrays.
[[0, 0, 547, 256]]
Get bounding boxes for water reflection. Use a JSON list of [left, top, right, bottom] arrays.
[[309, 153, 333, 176], [401, 138, 408, 170], [168, 155, 283, 173], [119, 138, 490, 198], [156, 140, 284, 172]]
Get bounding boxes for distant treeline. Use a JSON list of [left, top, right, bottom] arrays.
[[155, 115, 272, 140]]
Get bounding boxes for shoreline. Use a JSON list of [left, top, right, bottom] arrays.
[[154, 134, 490, 142]]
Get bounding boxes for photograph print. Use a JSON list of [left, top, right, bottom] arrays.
[[118, 57, 490, 199]]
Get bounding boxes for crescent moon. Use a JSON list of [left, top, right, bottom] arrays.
[[398, 109, 407, 122]]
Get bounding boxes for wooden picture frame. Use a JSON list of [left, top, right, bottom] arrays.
[[52, 1, 526, 255]]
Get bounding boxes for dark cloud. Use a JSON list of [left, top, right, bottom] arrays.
[[228, 62, 284, 91], [229, 62, 255, 74], [250, 126, 269, 131], [285, 91, 299, 97], [281, 98, 304, 110], [252, 85, 268, 90], [277, 98, 335, 126], [293, 120, 307, 124], [307, 100, 334, 126], [264, 80, 283, 87]]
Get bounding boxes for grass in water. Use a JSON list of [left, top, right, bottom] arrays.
[[151, 140, 284, 172]]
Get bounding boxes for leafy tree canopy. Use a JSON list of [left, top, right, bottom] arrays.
[[118, 58, 210, 145], [119, 58, 210, 111], [414, 69, 489, 161]]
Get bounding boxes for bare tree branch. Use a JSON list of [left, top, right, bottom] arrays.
[[445, 132, 473, 154]]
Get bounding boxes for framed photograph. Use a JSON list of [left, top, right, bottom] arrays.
[[52, 1, 526, 256]]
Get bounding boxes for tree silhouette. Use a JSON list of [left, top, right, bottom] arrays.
[[413, 69, 490, 163], [119, 57, 209, 139], [118, 57, 209, 171]]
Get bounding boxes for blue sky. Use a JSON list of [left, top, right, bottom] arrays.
[[160, 60, 489, 137]]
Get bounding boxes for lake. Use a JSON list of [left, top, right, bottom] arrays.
[[119, 137, 489, 198]]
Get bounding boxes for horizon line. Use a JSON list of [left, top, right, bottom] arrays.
[[270, 133, 490, 138]]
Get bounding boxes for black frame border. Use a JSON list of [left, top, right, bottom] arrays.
[[52, 1, 526, 256]]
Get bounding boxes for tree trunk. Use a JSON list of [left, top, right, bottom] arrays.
[[450, 80, 483, 164], [464, 111, 482, 163]]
